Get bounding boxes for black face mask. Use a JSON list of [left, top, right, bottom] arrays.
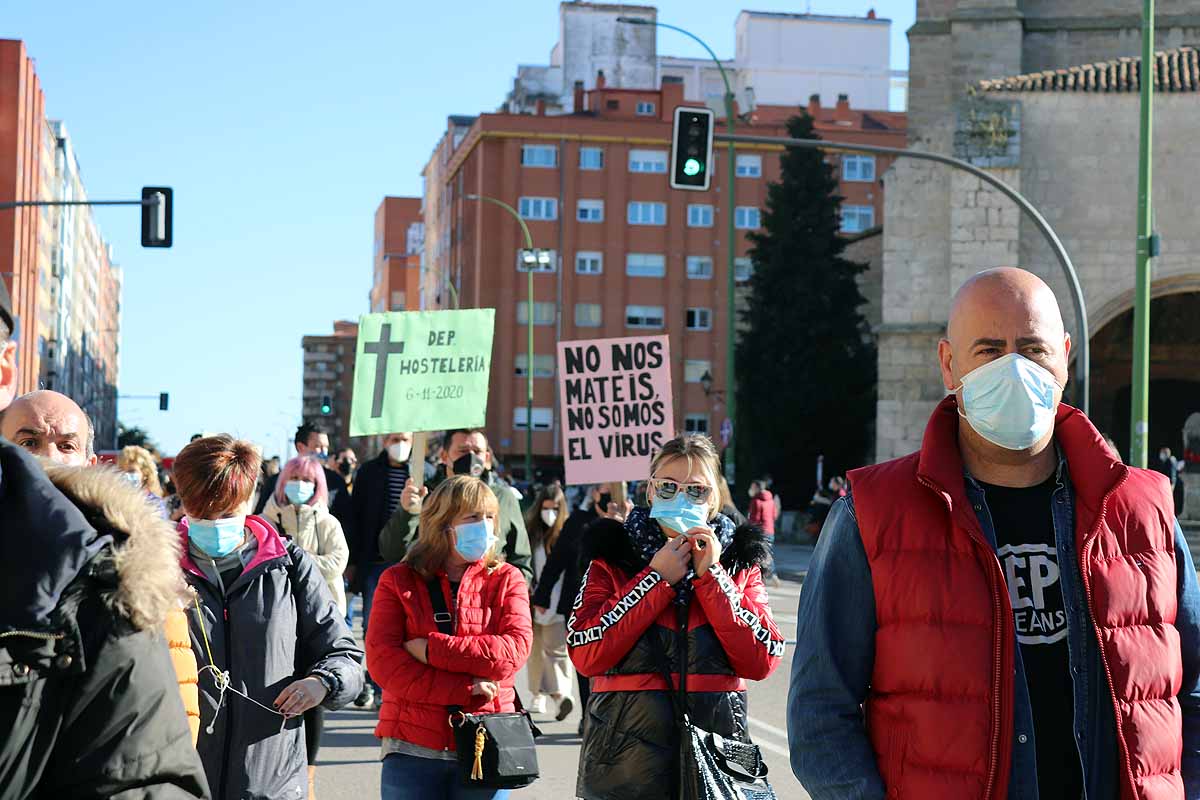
[[452, 451, 488, 480], [597, 493, 612, 514], [338, 460, 353, 477]]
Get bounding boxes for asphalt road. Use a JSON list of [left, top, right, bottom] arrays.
[[316, 580, 812, 799]]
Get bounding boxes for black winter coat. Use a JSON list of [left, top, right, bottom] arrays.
[[348, 450, 408, 573], [183, 516, 363, 800], [568, 517, 784, 800], [0, 439, 210, 800], [530, 505, 597, 616]]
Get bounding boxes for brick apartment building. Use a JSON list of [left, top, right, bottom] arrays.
[[300, 321, 360, 452], [372, 196, 423, 313], [0, 40, 121, 444], [416, 75, 904, 474]]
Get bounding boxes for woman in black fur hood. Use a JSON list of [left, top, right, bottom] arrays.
[[566, 434, 785, 800]]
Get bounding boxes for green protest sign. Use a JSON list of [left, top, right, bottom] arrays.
[[349, 309, 495, 436]]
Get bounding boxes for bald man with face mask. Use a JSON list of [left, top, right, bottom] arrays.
[[788, 268, 1200, 800]]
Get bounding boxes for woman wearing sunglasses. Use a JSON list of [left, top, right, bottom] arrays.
[[567, 434, 786, 800]]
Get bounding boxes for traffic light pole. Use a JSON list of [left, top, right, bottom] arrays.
[[466, 193, 535, 483], [1130, 0, 1155, 468], [715, 131, 1090, 416]]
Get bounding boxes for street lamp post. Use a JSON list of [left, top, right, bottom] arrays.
[[618, 16, 739, 485], [465, 193, 538, 482]]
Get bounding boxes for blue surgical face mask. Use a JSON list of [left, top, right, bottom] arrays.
[[956, 353, 1062, 451], [188, 515, 247, 558], [649, 493, 711, 535], [453, 519, 497, 562], [285, 480, 315, 505]]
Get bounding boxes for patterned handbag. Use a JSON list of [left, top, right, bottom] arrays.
[[653, 601, 777, 800]]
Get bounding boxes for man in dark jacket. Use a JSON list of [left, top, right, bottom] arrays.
[[379, 428, 532, 582], [0, 286, 210, 799], [255, 421, 350, 526]]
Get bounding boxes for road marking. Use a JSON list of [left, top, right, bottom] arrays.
[[754, 735, 792, 760], [773, 613, 798, 625], [748, 716, 791, 742]]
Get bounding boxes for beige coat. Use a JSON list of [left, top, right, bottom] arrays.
[[262, 494, 349, 614]]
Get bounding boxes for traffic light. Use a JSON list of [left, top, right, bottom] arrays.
[[670, 106, 714, 191], [158, 392, 169, 411], [320, 395, 332, 415], [141, 186, 173, 248]]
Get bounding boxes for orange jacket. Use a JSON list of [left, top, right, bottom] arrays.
[[165, 605, 200, 745]]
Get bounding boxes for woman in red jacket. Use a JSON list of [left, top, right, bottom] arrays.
[[567, 434, 785, 800], [366, 475, 533, 800]]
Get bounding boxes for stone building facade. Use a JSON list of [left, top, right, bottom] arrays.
[[877, 1, 1200, 462]]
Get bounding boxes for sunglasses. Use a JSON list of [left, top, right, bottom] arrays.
[[650, 478, 712, 505]]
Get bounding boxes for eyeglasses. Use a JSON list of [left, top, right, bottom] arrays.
[[650, 478, 712, 505]]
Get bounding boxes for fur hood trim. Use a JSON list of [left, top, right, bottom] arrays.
[[582, 517, 772, 576], [44, 463, 185, 632]]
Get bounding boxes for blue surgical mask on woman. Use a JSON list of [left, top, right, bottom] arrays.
[[188, 515, 247, 558], [284, 480, 315, 505], [454, 518, 497, 562], [956, 352, 1062, 451], [650, 493, 711, 535]]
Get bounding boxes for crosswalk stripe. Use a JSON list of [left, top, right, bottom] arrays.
[[748, 716, 791, 742]]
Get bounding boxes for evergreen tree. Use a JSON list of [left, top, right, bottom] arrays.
[[734, 112, 876, 509], [117, 423, 158, 454]]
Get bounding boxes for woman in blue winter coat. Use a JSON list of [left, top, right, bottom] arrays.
[[173, 435, 364, 800]]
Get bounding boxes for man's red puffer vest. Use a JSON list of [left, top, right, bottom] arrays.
[[366, 560, 532, 753], [848, 397, 1182, 800]]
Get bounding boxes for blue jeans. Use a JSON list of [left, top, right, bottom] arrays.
[[381, 753, 510, 800]]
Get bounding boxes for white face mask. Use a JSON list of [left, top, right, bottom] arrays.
[[387, 441, 412, 464], [956, 353, 1062, 451], [540, 509, 558, 528]]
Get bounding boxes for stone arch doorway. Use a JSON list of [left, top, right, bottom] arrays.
[[1089, 291, 1200, 461]]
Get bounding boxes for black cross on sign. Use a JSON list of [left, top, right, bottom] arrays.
[[363, 323, 405, 418]]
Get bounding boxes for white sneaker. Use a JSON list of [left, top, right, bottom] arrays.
[[529, 694, 548, 714]]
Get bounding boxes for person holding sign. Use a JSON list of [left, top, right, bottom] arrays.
[[366, 475, 533, 800], [566, 434, 785, 800], [378, 428, 533, 584]]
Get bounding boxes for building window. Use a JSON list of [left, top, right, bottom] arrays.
[[518, 197, 557, 220], [516, 301, 557, 326], [606, 99, 620, 110], [521, 145, 558, 168], [574, 303, 602, 327], [687, 204, 713, 227], [735, 257, 754, 284], [575, 251, 603, 275], [577, 199, 604, 222], [629, 149, 668, 173], [735, 207, 761, 229], [842, 154, 876, 182], [684, 414, 710, 434], [686, 307, 712, 331], [516, 249, 558, 272], [580, 147, 604, 170], [841, 204, 876, 233], [636, 101, 656, 116], [686, 256, 714, 280], [627, 201, 666, 225], [626, 253, 666, 278], [515, 354, 556, 378], [390, 290, 406, 310], [735, 154, 762, 177], [626, 305, 665, 329], [514, 407, 554, 431], [684, 360, 711, 383]]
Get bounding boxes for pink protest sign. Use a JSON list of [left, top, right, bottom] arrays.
[[557, 335, 674, 486]]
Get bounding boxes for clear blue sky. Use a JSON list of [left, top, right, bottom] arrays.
[[4, 1, 914, 457]]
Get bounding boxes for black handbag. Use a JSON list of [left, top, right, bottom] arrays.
[[652, 601, 777, 800], [425, 577, 541, 789]]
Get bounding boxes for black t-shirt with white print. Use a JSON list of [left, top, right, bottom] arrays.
[[979, 475, 1083, 800]]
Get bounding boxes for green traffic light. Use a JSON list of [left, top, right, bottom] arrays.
[[683, 158, 703, 176]]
